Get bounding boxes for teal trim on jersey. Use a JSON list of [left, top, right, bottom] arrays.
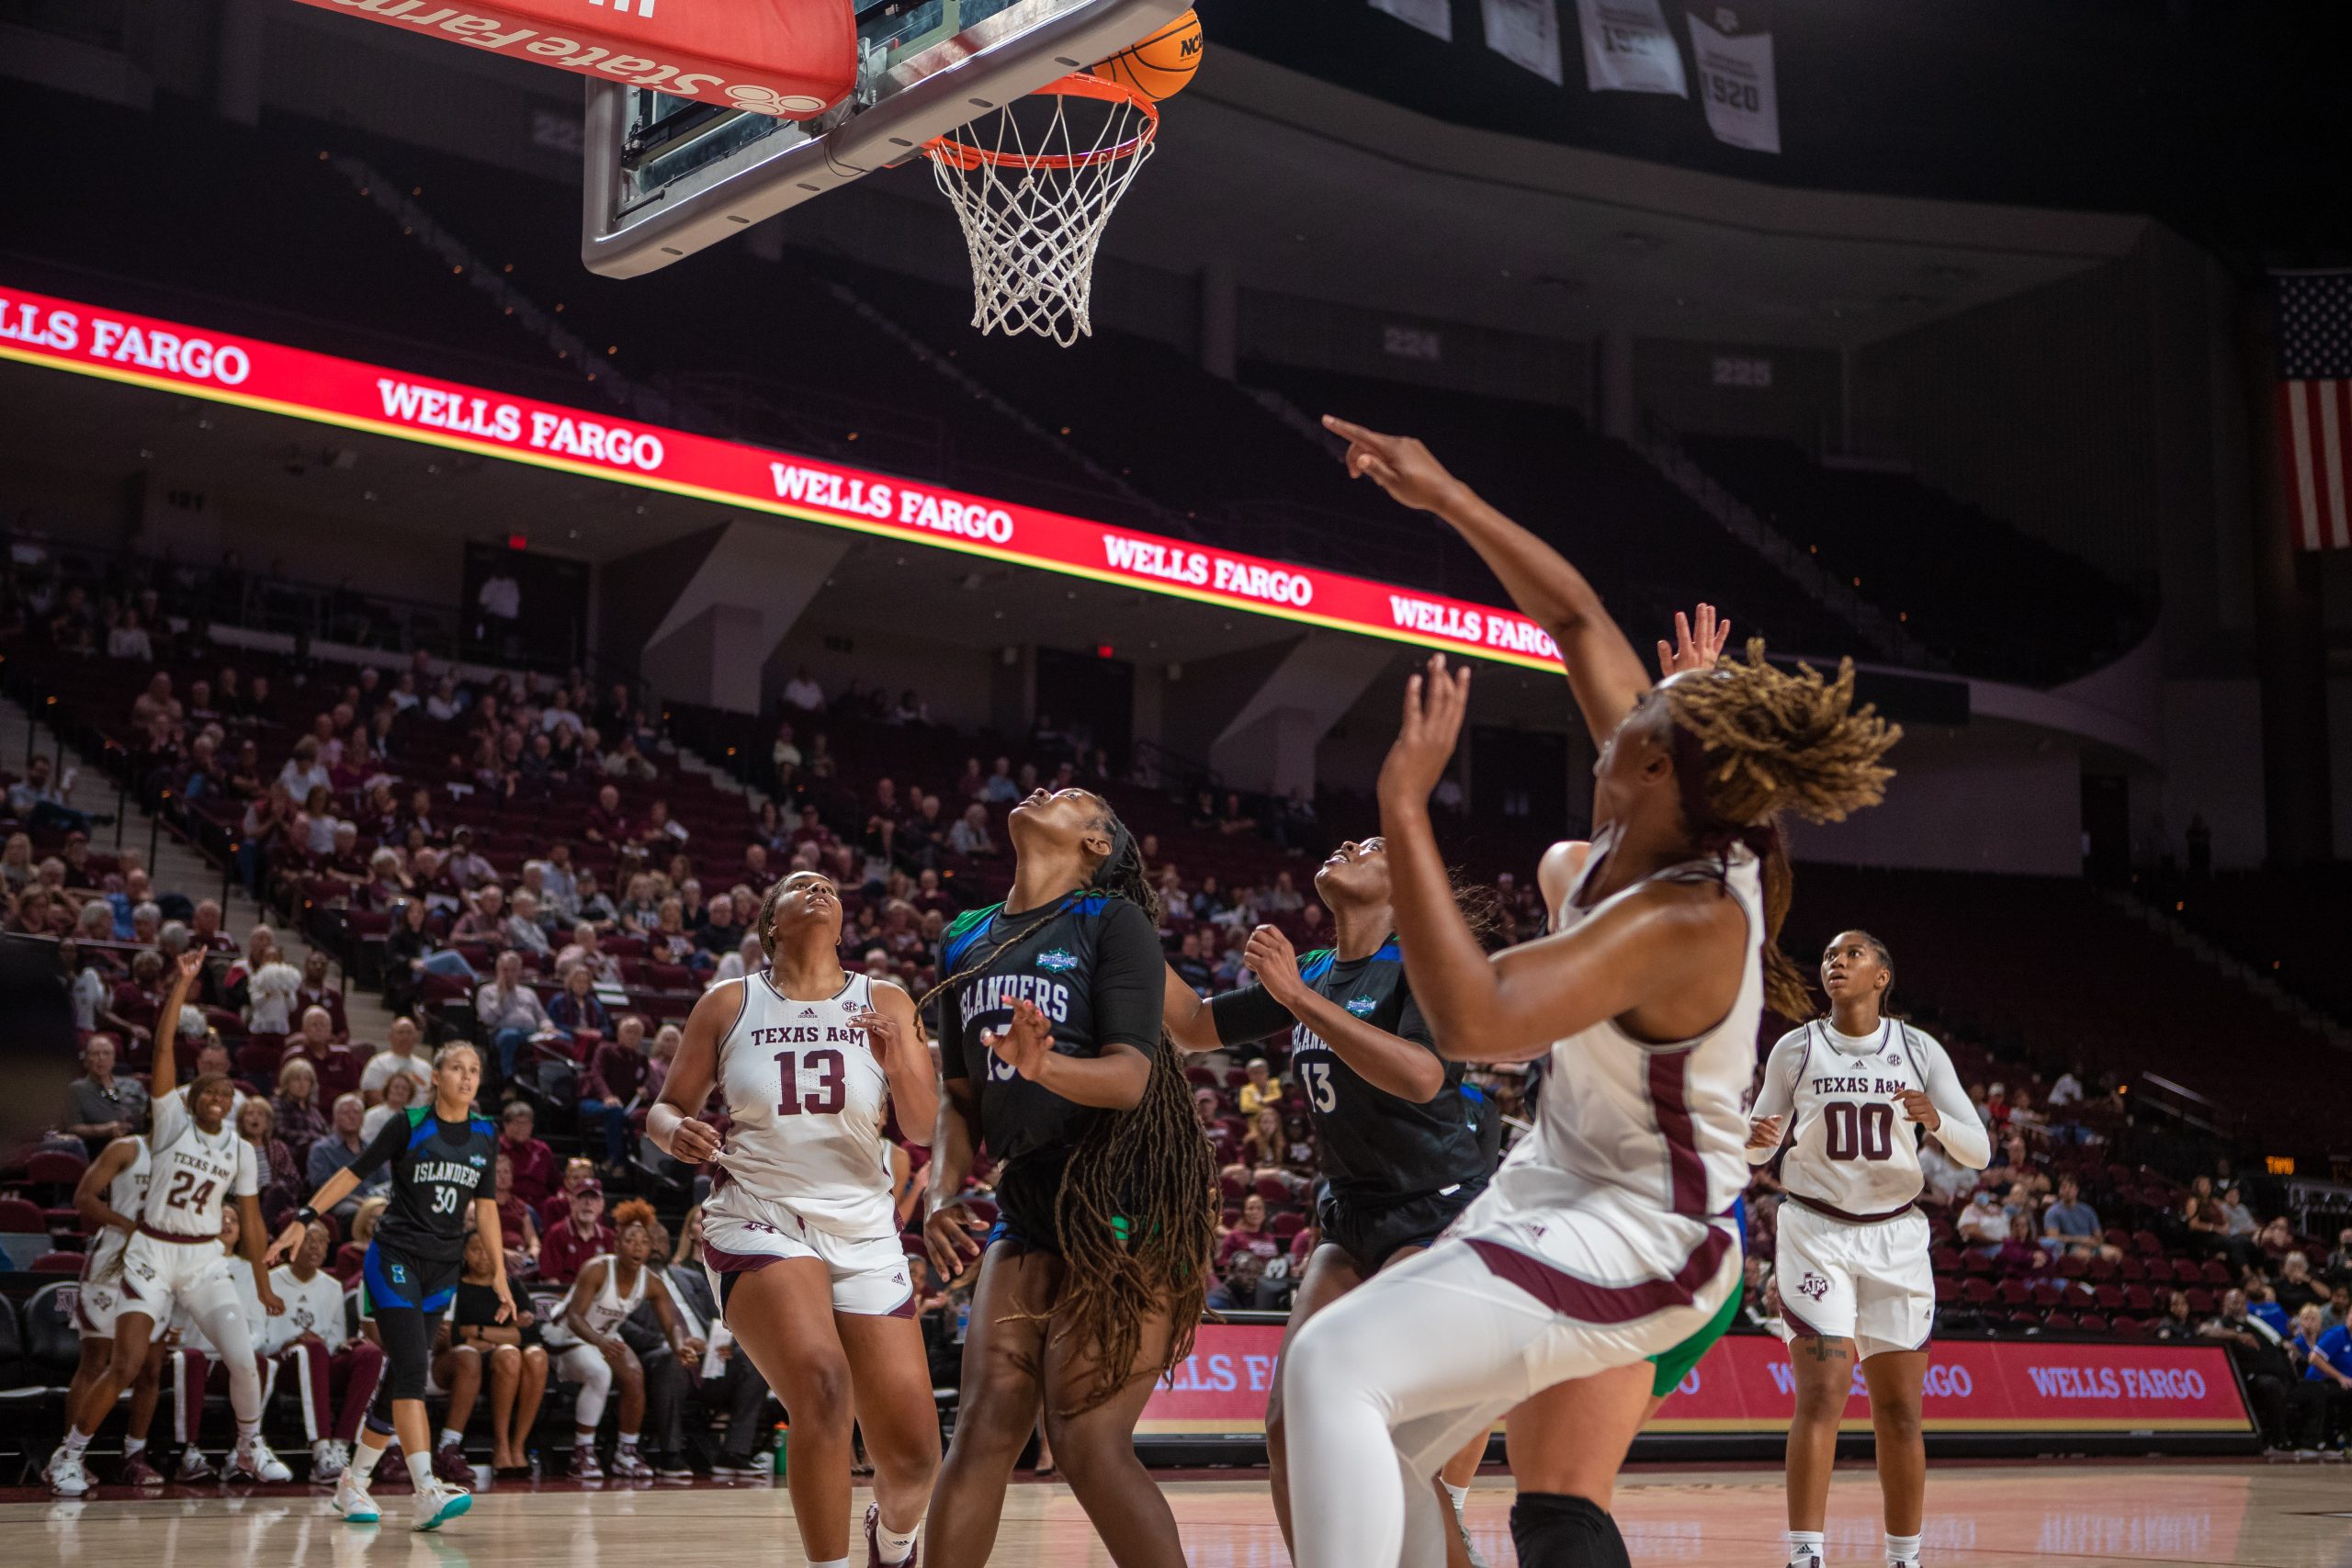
[[941, 903, 1003, 970]]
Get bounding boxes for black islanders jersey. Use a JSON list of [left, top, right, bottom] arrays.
[[933, 893, 1165, 1171], [1212, 942, 1490, 1201], [352, 1106, 498, 1264]]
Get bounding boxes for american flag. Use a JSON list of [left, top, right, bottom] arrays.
[[2276, 269, 2352, 550]]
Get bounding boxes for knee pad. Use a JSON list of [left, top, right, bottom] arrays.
[[1510, 1492, 1631, 1568]]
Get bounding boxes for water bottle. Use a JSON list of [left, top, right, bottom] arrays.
[[772, 1420, 789, 1480], [955, 1298, 971, 1343]]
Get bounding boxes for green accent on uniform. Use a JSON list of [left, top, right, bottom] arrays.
[[1111, 1215, 1132, 1244], [944, 905, 999, 939], [1647, 1274, 1743, 1396]]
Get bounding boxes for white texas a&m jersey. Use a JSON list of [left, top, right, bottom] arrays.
[[712, 970, 899, 1238], [142, 1088, 257, 1237], [84, 1137, 153, 1283], [1752, 1019, 1985, 1219]]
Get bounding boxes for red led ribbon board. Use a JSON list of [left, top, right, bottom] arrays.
[[282, 0, 855, 118], [0, 283, 1567, 672], [1134, 1325, 2252, 1437]]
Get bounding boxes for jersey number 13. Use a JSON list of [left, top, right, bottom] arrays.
[[775, 1049, 847, 1116]]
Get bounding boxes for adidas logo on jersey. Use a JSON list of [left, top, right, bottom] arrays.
[[800, 1007, 819, 1017]]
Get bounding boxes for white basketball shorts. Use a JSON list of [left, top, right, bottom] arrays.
[[1774, 1201, 1934, 1361], [700, 1186, 915, 1320]]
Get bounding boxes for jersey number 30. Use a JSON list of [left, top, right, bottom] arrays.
[[1823, 1100, 1895, 1162], [775, 1049, 847, 1116]]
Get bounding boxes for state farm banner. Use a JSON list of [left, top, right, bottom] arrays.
[[0, 283, 1565, 673], [284, 0, 854, 118], [1483, 0, 1566, 86], [1139, 1326, 2251, 1437], [1685, 2, 1780, 152], [1573, 0, 1688, 96]]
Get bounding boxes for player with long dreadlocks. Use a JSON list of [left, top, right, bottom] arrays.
[[921, 787, 1218, 1568], [1282, 420, 1901, 1568]]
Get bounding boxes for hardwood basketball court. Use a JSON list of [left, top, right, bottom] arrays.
[[17, 1462, 2351, 1567]]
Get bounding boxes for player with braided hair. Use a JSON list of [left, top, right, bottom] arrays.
[[1282, 421, 1899, 1568], [921, 787, 1217, 1568]]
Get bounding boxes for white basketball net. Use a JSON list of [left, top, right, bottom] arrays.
[[926, 78, 1158, 347]]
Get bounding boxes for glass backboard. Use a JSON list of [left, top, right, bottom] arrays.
[[580, 0, 1190, 278]]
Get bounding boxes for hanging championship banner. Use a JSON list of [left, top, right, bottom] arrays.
[[1368, 0, 1454, 40], [1483, 0, 1565, 85], [1573, 0, 1687, 96], [1685, 3, 1780, 152]]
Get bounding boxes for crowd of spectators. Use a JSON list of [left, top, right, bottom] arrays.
[[6, 539, 2346, 1474]]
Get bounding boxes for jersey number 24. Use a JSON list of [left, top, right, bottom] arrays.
[[775, 1049, 847, 1116]]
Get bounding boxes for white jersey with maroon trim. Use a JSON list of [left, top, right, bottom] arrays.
[[1750, 1020, 1988, 1218], [85, 1137, 152, 1285], [141, 1089, 257, 1237], [1487, 847, 1761, 1224], [543, 1251, 654, 1348], [710, 970, 898, 1239]]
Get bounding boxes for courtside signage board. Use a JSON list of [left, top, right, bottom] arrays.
[[1136, 1325, 2252, 1437], [0, 284, 1566, 672]]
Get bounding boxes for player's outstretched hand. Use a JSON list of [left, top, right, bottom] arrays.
[[923, 1201, 988, 1284], [1323, 416, 1464, 514], [1657, 604, 1730, 679], [1894, 1088, 1941, 1132], [983, 998, 1055, 1081], [1242, 925, 1306, 1005], [1377, 654, 1472, 814], [666, 1116, 723, 1165], [1745, 1114, 1786, 1151], [261, 1221, 305, 1269]]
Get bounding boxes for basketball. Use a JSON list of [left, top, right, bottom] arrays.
[[1093, 9, 1203, 101]]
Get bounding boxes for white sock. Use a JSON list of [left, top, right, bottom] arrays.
[[1886, 1532, 1922, 1565], [124, 1438, 146, 1459], [875, 1517, 920, 1566], [350, 1438, 387, 1480], [808, 1559, 851, 1568], [1788, 1529, 1826, 1564], [236, 1416, 262, 1446], [439, 1428, 463, 1451], [1442, 1481, 1469, 1514], [618, 1430, 639, 1450], [574, 1428, 597, 1450], [406, 1450, 436, 1492], [62, 1428, 92, 1458]]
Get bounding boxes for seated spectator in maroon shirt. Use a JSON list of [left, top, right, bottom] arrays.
[[106, 950, 169, 1040], [319, 822, 371, 888], [537, 1179, 615, 1287], [538, 1155, 600, 1232], [451, 885, 509, 945], [499, 1101, 557, 1211], [1216, 1195, 1283, 1270], [910, 868, 956, 919], [578, 1013, 650, 1175], [582, 783, 630, 845], [188, 897, 238, 954], [548, 964, 612, 1043], [1994, 1212, 2052, 1275], [636, 798, 683, 849], [293, 953, 349, 1041], [789, 805, 831, 855]]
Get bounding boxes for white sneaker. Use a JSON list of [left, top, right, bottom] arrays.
[[43, 1448, 91, 1498], [230, 1437, 294, 1483], [1788, 1553, 1824, 1568], [333, 1469, 380, 1524], [412, 1478, 472, 1532], [311, 1439, 345, 1482], [175, 1447, 217, 1482]]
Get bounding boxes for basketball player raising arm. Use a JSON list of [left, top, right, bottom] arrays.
[[1746, 932, 1987, 1568], [649, 870, 941, 1568], [1160, 843, 1503, 1562], [1277, 422, 1897, 1568], [47, 951, 288, 1498]]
